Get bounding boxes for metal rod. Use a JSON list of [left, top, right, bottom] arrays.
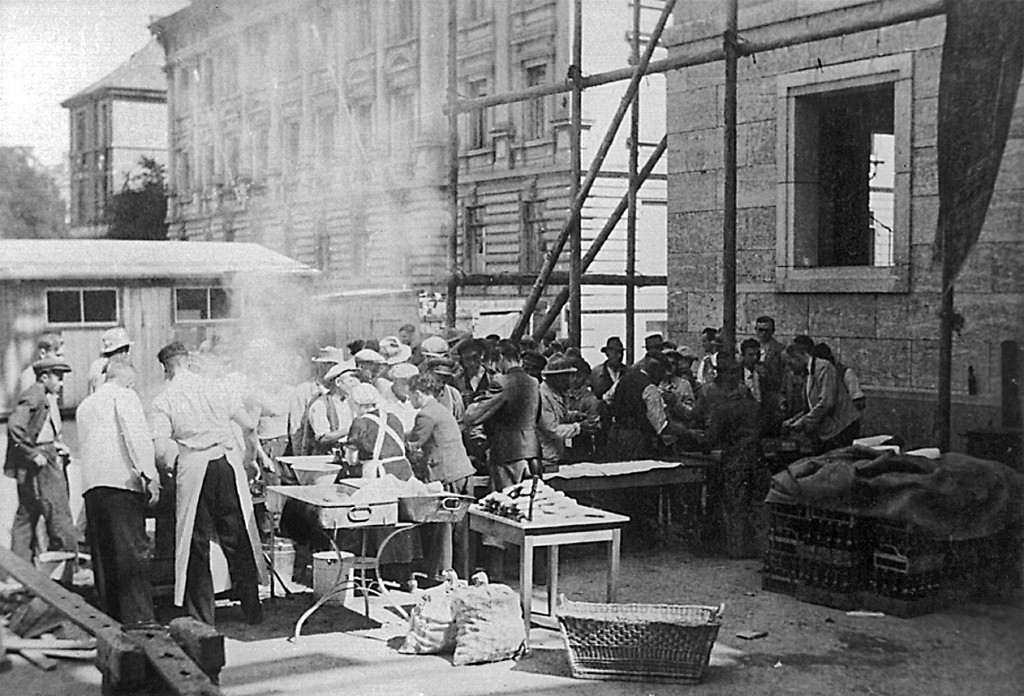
[[458, 272, 667, 287], [533, 137, 667, 341], [510, 0, 677, 341], [626, 0, 641, 365], [569, 0, 583, 348], [722, 0, 738, 357], [445, 0, 459, 329], [452, 0, 945, 113]]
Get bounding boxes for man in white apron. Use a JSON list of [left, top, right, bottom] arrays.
[[150, 342, 267, 625]]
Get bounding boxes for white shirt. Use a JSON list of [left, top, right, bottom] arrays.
[[308, 393, 354, 440], [743, 367, 762, 403], [150, 371, 241, 454], [77, 382, 157, 493]]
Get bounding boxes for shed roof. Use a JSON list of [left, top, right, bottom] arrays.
[[60, 40, 166, 108], [0, 240, 316, 281]]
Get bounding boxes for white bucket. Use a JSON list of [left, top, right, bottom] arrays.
[[263, 539, 296, 586], [37, 551, 76, 581], [312, 550, 354, 605]]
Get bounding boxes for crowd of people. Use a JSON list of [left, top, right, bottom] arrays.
[[3, 315, 865, 627]]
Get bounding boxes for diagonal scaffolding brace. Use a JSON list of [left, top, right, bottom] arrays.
[[508, 0, 677, 341]]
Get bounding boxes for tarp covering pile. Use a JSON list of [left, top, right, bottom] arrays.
[[767, 446, 1024, 540]]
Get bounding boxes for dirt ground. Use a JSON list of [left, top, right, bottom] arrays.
[[4, 537, 1024, 696]]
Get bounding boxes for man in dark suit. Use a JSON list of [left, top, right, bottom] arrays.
[[464, 339, 541, 491], [407, 372, 476, 581], [590, 336, 625, 399], [5, 357, 78, 584], [754, 315, 786, 435]]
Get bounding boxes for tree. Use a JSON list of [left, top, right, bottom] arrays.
[[0, 147, 67, 238], [107, 156, 169, 241]]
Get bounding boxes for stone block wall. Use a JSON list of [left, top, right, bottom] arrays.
[[665, 2, 1024, 449]]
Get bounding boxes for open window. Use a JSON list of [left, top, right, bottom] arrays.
[[777, 54, 911, 293]]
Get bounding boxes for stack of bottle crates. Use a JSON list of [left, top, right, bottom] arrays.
[[764, 503, 1019, 616], [762, 502, 804, 594]]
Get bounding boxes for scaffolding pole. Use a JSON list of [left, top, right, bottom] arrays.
[[722, 0, 738, 356], [626, 0, 641, 365], [533, 137, 667, 342], [510, 0, 677, 341], [569, 0, 583, 347], [445, 0, 459, 329]]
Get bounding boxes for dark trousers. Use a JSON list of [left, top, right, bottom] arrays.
[[185, 457, 260, 625], [84, 486, 155, 624], [720, 447, 770, 559], [11, 452, 78, 584], [422, 476, 472, 579]]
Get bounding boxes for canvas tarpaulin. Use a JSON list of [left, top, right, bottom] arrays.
[[933, 0, 1024, 286], [766, 446, 1024, 540]]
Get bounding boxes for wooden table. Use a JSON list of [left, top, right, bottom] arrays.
[[468, 506, 628, 649], [546, 456, 714, 533]]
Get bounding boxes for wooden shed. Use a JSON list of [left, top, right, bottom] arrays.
[[0, 239, 317, 416]]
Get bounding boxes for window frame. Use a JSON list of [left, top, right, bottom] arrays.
[[464, 202, 486, 273], [173, 286, 239, 324], [522, 62, 550, 142], [45, 287, 120, 327], [776, 54, 912, 294]]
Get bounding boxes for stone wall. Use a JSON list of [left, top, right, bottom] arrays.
[[665, 2, 1024, 449]]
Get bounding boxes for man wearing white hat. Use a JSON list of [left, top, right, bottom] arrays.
[[307, 360, 360, 455], [379, 335, 413, 367], [288, 346, 344, 456], [87, 327, 132, 394]]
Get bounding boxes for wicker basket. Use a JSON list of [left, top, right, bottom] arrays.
[[556, 596, 724, 684]]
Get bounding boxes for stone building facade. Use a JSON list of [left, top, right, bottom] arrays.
[[664, 0, 1024, 449], [150, 0, 668, 352]]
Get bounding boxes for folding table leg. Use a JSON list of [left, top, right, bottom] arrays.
[[547, 545, 559, 619], [607, 529, 621, 602], [520, 538, 534, 650]]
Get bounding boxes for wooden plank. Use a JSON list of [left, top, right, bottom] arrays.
[[0, 546, 223, 696], [16, 649, 57, 671]]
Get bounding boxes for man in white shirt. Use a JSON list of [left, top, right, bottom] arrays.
[[150, 342, 267, 625], [77, 361, 160, 624], [307, 360, 360, 455]]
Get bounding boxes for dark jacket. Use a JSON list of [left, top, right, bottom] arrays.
[[464, 366, 540, 465], [609, 368, 657, 434], [4, 383, 54, 478], [455, 366, 493, 406], [407, 398, 475, 484], [590, 361, 622, 400]]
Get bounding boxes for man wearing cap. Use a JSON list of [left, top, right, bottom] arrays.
[[76, 360, 160, 623], [5, 357, 77, 583], [379, 335, 413, 368], [18, 332, 65, 393], [344, 383, 419, 585], [87, 327, 132, 394], [150, 342, 267, 625], [422, 357, 466, 423], [307, 360, 359, 455], [354, 347, 389, 393], [382, 362, 420, 433], [591, 337, 625, 400]]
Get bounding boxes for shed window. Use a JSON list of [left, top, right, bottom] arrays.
[[174, 287, 237, 322], [46, 288, 118, 325]]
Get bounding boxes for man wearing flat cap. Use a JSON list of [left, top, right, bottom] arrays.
[[5, 357, 78, 584], [150, 342, 267, 625]]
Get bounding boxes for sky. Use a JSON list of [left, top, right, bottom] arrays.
[[0, 0, 189, 168]]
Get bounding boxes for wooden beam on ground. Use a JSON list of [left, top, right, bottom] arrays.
[[0, 545, 222, 695]]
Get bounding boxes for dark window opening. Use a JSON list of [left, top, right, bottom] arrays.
[[793, 84, 895, 268]]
